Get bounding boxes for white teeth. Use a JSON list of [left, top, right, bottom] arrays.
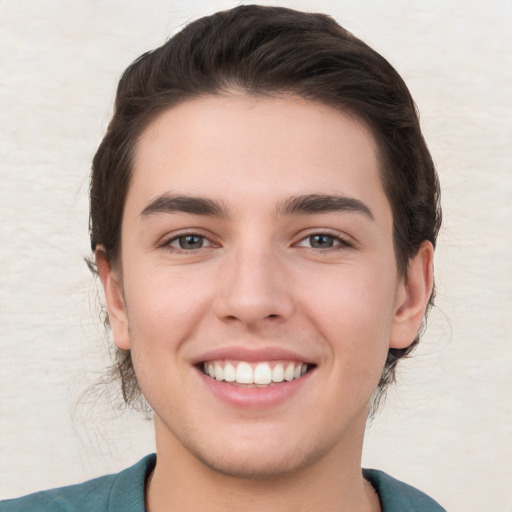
[[203, 360, 309, 385], [272, 364, 284, 383], [284, 363, 295, 382], [235, 362, 254, 384], [214, 363, 223, 380], [254, 363, 272, 385], [224, 362, 236, 382]]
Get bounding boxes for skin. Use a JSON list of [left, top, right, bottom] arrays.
[[97, 94, 433, 512]]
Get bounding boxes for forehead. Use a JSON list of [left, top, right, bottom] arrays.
[[128, 94, 389, 220]]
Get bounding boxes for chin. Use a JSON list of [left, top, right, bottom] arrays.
[[180, 429, 333, 481], [194, 445, 316, 480]]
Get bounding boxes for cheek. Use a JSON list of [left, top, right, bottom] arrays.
[[302, 261, 396, 325], [123, 267, 212, 349], [122, 270, 211, 408], [298, 264, 396, 363]]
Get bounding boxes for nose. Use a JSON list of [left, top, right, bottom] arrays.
[[212, 242, 294, 328]]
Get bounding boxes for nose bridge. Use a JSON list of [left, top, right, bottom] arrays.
[[214, 234, 293, 325]]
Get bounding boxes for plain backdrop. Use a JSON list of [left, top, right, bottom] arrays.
[[1, 1, 511, 510]]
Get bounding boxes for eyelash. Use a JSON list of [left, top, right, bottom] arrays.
[[161, 230, 352, 253], [161, 231, 218, 252], [294, 231, 353, 250]]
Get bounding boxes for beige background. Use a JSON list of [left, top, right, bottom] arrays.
[[1, 1, 511, 510]]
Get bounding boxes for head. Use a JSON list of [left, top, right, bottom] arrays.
[[90, 5, 441, 416]]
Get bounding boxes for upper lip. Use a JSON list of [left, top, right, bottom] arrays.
[[192, 346, 316, 365]]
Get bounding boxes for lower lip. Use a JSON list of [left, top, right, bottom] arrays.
[[197, 368, 313, 409]]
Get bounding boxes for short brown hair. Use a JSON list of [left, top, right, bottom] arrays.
[[89, 5, 441, 414]]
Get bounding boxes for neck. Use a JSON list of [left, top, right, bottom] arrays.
[[146, 416, 380, 512]]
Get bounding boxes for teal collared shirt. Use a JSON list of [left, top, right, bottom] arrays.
[[2, 454, 446, 511]]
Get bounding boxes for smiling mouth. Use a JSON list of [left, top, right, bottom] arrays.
[[201, 360, 313, 386]]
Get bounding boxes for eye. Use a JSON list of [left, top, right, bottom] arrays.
[[296, 233, 350, 249], [166, 234, 213, 250]]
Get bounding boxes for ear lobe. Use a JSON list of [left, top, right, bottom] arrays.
[[95, 247, 131, 351], [390, 241, 435, 349]]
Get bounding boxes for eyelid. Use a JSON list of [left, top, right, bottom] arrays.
[[159, 229, 220, 251], [293, 229, 354, 249]]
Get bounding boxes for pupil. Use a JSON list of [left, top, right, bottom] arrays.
[[311, 234, 333, 248], [179, 235, 203, 249]]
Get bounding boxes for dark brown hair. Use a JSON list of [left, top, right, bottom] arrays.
[[89, 5, 441, 414]]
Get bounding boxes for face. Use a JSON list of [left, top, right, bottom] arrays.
[[99, 94, 431, 479]]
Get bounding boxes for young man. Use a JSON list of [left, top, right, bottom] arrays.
[[2, 5, 444, 511]]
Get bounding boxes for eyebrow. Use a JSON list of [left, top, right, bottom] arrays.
[[278, 194, 374, 220], [139, 192, 373, 220], [140, 194, 230, 218]]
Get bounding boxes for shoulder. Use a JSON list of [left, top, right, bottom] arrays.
[[363, 469, 446, 511], [1, 454, 156, 512]]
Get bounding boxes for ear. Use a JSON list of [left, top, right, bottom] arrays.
[[95, 247, 131, 350], [390, 241, 435, 349]]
